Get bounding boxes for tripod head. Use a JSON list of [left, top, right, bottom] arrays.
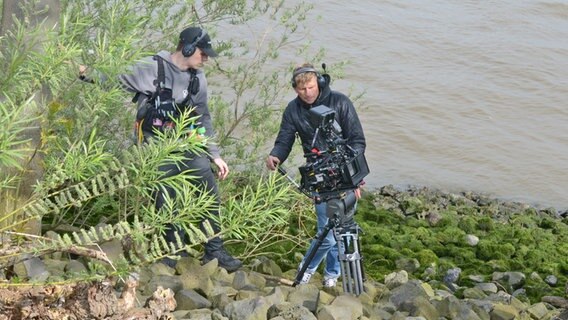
[[326, 190, 357, 228]]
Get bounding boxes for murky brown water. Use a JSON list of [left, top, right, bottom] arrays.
[[221, 1, 568, 209]]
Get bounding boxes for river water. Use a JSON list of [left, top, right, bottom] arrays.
[[222, 1, 568, 209]]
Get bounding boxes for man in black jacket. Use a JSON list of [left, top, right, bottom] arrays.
[[266, 64, 366, 287]]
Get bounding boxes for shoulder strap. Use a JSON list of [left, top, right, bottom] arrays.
[[132, 55, 165, 103], [154, 55, 166, 89], [179, 68, 198, 108]]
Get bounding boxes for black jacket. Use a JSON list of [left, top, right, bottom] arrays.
[[270, 79, 366, 163]]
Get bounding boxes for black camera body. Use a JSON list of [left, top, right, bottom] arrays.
[[298, 105, 369, 197]]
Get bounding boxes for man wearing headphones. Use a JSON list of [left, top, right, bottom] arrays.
[[266, 64, 366, 287], [119, 26, 242, 272]]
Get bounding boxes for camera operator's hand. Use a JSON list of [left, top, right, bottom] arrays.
[[266, 155, 281, 171], [213, 158, 229, 180], [354, 187, 362, 200]]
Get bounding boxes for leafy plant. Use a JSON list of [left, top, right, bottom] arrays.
[[0, 0, 327, 285]]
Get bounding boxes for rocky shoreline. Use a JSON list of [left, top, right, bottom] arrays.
[[2, 254, 567, 319], [1, 185, 567, 320]]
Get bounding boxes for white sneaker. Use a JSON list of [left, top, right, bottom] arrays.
[[299, 272, 312, 284], [323, 277, 338, 288]]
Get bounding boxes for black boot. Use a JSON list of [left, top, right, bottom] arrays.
[[202, 248, 242, 272]]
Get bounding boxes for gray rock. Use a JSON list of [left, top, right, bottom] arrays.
[[462, 287, 487, 299], [492, 271, 525, 291], [466, 299, 492, 319], [329, 295, 363, 319], [268, 303, 316, 320], [398, 296, 439, 320], [224, 296, 271, 320], [248, 271, 267, 290], [541, 296, 568, 308], [64, 259, 87, 275], [250, 256, 283, 277], [395, 258, 420, 273], [443, 268, 462, 285], [175, 256, 205, 275], [98, 239, 124, 262], [436, 295, 482, 320], [421, 266, 436, 281], [467, 275, 485, 283], [362, 280, 389, 301], [236, 290, 261, 300], [15, 255, 49, 281], [465, 234, 479, 246], [180, 270, 214, 297], [389, 280, 429, 310], [486, 291, 513, 304], [385, 270, 408, 289], [489, 304, 519, 320], [233, 270, 260, 291], [544, 275, 558, 286], [264, 286, 288, 306], [210, 264, 235, 285], [318, 304, 358, 320], [174, 289, 212, 310], [211, 309, 229, 320], [474, 282, 498, 294], [149, 261, 176, 276], [287, 284, 320, 313], [172, 310, 190, 319], [143, 274, 183, 295], [209, 292, 231, 311], [526, 302, 549, 320], [42, 258, 67, 278]]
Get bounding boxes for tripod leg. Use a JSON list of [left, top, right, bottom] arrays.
[[293, 221, 335, 286], [335, 227, 365, 295]]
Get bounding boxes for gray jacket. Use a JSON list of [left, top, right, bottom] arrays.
[[119, 50, 221, 159]]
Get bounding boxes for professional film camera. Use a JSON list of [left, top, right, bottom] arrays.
[[279, 105, 369, 295], [298, 105, 369, 198]]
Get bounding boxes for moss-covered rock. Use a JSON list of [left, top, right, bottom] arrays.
[[346, 185, 568, 304]]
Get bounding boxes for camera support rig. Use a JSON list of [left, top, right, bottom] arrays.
[[277, 105, 369, 295]]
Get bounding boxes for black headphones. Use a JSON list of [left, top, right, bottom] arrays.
[[181, 29, 207, 58], [291, 66, 327, 89]]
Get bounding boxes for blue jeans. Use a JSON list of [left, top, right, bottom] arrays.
[[299, 201, 341, 279]]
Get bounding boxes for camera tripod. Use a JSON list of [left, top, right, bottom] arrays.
[[292, 191, 365, 295], [277, 166, 366, 295]]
